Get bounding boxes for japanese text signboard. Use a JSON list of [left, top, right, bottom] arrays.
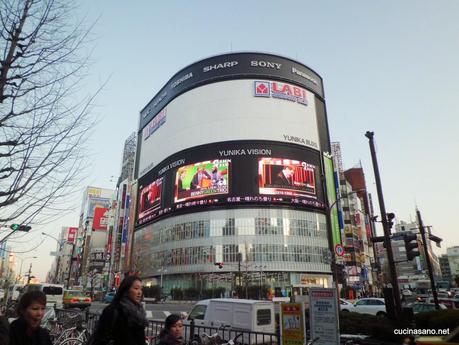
[[309, 288, 340, 345], [280, 303, 305, 345]]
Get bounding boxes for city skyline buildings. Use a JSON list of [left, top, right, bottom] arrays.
[[3, 1, 458, 281]]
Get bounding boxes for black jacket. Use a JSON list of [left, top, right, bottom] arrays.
[[0, 315, 9, 345], [157, 333, 184, 345], [9, 317, 52, 345], [92, 303, 146, 345]]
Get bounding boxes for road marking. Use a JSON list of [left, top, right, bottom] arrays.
[[146, 311, 153, 319], [164, 311, 170, 317]]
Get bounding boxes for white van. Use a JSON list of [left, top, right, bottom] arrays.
[[6, 284, 24, 304], [186, 299, 276, 344], [22, 283, 64, 308]]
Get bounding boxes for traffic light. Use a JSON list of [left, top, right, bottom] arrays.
[[404, 234, 420, 261], [10, 224, 32, 232], [386, 213, 395, 229], [215, 262, 224, 269]]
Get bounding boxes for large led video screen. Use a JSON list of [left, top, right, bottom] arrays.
[[259, 158, 316, 197], [175, 160, 230, 202], [136, 141, 325, 226], [138, 177, 163, 221]]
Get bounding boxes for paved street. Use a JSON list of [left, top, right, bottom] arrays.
[[89, 301, 196, 320]]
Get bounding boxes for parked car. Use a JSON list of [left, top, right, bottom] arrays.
[[426, 297, 459, 309], [104, 292, 115, 303], [340, 299, 354, 312], [437, 292, 451, 299], [411, 302, 447, 314], [402, 289, 413, 296], [352, 298, 386, 317], [6, 284, 23, 304], [63, 290, 91, 309]]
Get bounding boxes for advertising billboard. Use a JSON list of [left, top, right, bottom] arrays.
[[259, 158, 316, 198], [136, 141, 325, 226], [138, 177, 163, 221], [139, 52, 324, 130], [138, 79, 320, 178], [67, 227, 78, 244], [87, 197, 111, 218], [175, 160, 230, 202], [324, 154, 341, 248], [93, 207, 109, 231]]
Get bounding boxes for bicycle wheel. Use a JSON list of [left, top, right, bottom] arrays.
[[57, 338, 84, 345]]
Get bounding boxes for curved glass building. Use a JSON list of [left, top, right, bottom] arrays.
[[134, 53, 336, 297]]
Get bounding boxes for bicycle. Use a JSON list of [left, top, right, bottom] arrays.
[[189, 324, 230, 345], [221, 332, 243, 345], [306, 337, 320, 345], [55, 338, 84, 345]]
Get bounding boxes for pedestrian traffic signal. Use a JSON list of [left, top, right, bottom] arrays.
[[215, 262, 224, 269], [404, 233, 420, 261], [10, 224, 32, 232]]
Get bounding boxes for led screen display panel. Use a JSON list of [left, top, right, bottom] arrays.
[[175, 160, 230, 202], [138, 176, 163, 221], [259, 158, 316, 197], [136, 141, 325, 226]]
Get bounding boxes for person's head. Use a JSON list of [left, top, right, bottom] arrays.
[[164, 314, 183, 339], [113, 275, 143, 304], [16, 291, 47, 329], [283, 165, 295, 178]]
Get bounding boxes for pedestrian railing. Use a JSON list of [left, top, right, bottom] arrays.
[[52, 309, 279, 345], [145, 319, 279, 345]]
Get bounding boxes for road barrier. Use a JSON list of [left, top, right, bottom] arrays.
[[53, 309, 280, 344]]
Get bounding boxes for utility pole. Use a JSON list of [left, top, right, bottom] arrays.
[[365, 131, 402, 316], [27, 263, 33, 284], [417, 209, 440, 309], [66, 242, 75, 289], [237, 252, 241, 296]]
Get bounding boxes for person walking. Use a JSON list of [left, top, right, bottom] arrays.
[[91, 275, 147, 345], [158, 314, 184, 345], [9, 291, 52, 345], [0, 313, 9, 345]]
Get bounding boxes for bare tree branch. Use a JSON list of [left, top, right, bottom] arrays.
[[0, 0, 101, 228]]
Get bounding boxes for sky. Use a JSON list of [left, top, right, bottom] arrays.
[[6, 1, 459, 281]]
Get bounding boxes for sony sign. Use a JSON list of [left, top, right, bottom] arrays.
[[250, 60, 282, 70]]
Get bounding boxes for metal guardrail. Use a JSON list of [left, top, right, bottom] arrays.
[[53, 309, 279, 345], [144, 319, 279, 345]]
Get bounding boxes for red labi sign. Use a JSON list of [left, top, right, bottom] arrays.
[[93, 207, 109, 231], [67, 227, 78, 244]]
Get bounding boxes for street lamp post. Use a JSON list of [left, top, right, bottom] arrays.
[[158, 267, 167, 298], [42, 232, 68, 284]]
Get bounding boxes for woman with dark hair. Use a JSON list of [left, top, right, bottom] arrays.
[[91, 275, 147, 345], [158, 314, 184, 345], [9, 290, 52, 345]]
